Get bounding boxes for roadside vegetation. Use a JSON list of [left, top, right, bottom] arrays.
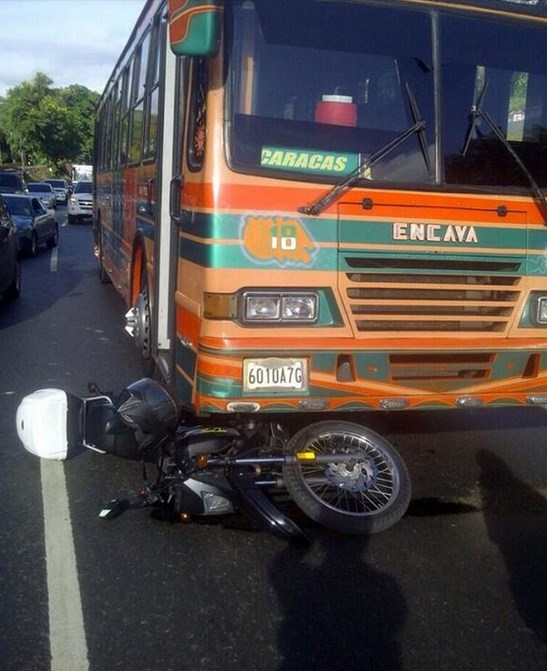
[[0, 72, 99, 178]]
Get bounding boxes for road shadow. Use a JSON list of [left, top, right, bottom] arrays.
[[270, 532, 405, 670], [477, 449, 547, 644], [0, 223, 95, 331], [381, 406, 547, 436]]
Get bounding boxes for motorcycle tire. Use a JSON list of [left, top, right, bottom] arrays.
[[283, 421, 411, 535]]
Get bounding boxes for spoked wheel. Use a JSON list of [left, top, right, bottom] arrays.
[[283, 421, 411, 534]]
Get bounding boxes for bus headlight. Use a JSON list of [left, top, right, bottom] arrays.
[[281, 294, 317, 320], [532, 295, 547, 325], [246, 294, 281, 320], [243, 291, 318, 324]]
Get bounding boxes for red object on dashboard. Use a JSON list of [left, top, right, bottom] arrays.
[[315, 95, 357, 127]]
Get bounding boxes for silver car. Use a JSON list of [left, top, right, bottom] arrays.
[[2, 193, 59, 257], [44, 178, 69, 205], [26, 182, 57, 210]]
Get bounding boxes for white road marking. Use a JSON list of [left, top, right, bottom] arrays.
[[49, 248, 58, 273], [40, 460, 89, 671]]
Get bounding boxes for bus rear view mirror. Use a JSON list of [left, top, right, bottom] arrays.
[[168, 0, 221, 57]]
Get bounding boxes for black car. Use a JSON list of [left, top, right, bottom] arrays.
[[0, 169, 26, 194], [0, 194, 21, 301], [2, 193, 59, 257]]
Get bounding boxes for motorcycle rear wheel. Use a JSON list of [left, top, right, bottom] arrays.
[[283, 421, 411, 534]]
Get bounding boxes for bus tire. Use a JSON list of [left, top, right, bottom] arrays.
[[131, 256, 152, 361], [99, 260, 111, 284], [97, 231, 111, 284], [282, 421, 411, 534]]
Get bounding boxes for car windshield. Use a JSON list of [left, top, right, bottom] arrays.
[[28, 183, 51, 192], [0, 174, 21, 189], [46, 180, 64, 187], [74, 182, 92, 194], [227, 0, 547, 191], [4, 197, 31, 216]]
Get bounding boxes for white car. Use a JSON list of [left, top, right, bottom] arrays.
[[44, 178, 69, 205], [67, 181, 93, 224], [26, 182, 57, 210]]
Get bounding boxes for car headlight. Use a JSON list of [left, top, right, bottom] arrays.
[[243, 291, 317, 324]]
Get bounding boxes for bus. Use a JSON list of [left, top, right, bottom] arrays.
[[71, 164, 93, 183], [93, 0, 547, 533]]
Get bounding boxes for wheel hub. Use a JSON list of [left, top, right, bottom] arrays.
[[124, 290, 150, 357], [325, 457, 377, 492]]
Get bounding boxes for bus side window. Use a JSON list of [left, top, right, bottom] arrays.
[[143, 16, 164, 161], [187, 58, 208, 172], [119, 64, 133, 166], [129, 31, 151, 165]]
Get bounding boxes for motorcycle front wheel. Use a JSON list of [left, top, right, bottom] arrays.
[[283, 421, 411, 534]]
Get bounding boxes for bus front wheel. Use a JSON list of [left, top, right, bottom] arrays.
[[97, 228, 111, 284], [125, 265, 152, 361]]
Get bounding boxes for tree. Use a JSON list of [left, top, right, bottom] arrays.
[[1, 73, 54, 165], [0, 98, 13, 163], [34, 95, 82, 169], [59, 85, 100, 162], [0, 73, 99, 170]]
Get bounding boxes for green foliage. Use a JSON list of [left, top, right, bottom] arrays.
[[0, 72, 99, 172]]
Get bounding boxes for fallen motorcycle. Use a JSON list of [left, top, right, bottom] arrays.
[[15, 378, 411, 541]]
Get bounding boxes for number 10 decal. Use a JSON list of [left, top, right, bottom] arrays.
[[271, 223, 297, 251], [242, 215, 317, 267]]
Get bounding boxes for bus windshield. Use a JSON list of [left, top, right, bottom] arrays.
[[227, 0, 547, 191]]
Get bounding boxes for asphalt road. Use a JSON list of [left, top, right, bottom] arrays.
[[1, 207, 547, 671]]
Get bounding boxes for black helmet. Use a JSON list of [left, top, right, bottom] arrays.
[[115, 378, 179, 452]]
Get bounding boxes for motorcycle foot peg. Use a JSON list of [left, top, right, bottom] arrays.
[[99, 498, 131, 520]]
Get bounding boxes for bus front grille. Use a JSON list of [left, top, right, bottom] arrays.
[[342, 257, 522, 335]]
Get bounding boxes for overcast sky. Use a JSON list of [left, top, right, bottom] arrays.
[[0, 0, 146, 97]]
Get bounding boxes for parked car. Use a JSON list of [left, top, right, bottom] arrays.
[[67, 180, 93, 224], [44, 178, 69, 205], [0, 194, 21, 301], [26, 182, 57, 210], [2, 193, 59, 257], [0, 169, 26, 194]]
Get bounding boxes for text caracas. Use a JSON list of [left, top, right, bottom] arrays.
[[261, 149, 349, 173], [393, 222, 478, 244]]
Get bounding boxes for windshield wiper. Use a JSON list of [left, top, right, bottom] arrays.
[[462, 80, 547, 224], [298, 84, 431, 216]]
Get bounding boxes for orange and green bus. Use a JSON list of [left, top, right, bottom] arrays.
[[94, 0, 547, 532]]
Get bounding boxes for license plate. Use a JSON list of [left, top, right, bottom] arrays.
[[243, 358, 308, 392]]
